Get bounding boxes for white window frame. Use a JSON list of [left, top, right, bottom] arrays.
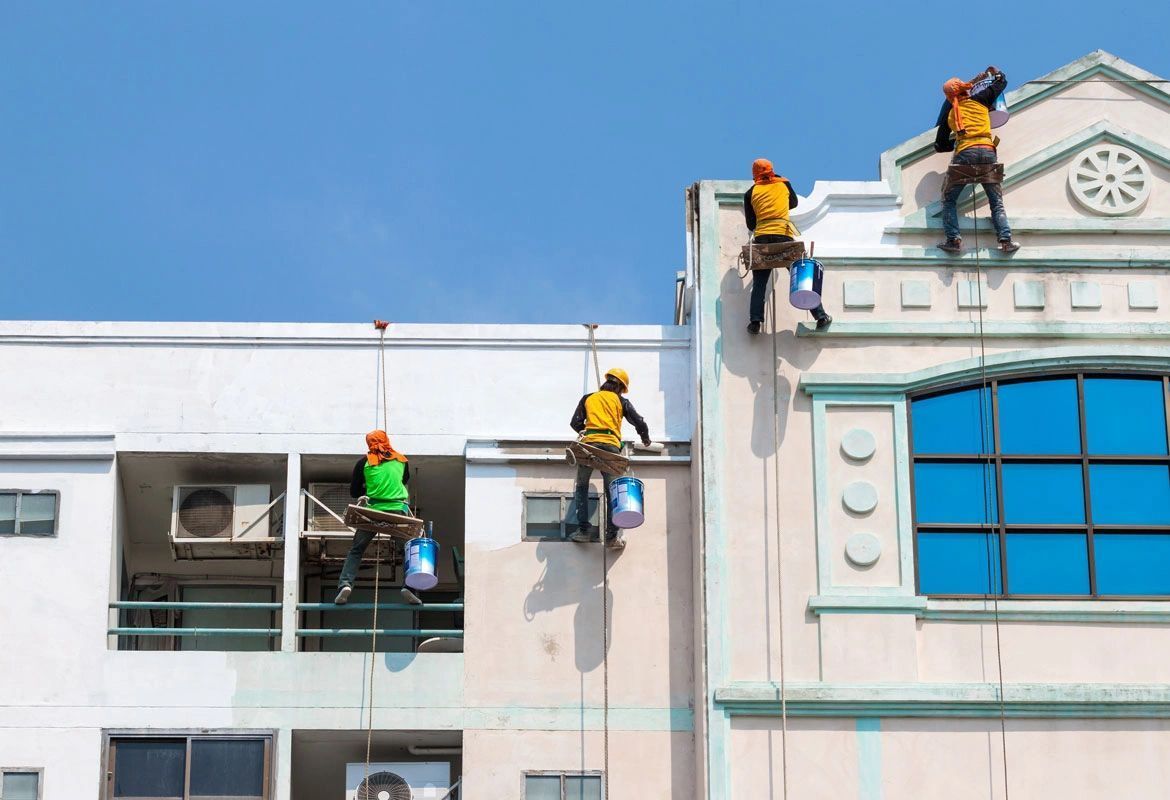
[[522, 492, 600, 541], [0, 769, 44, 800], [524, 770, 605, 799], [0, 490, 60, 537]]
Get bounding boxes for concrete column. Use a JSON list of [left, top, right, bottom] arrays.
[[280, 453, 302, 653], [274, 727, 294, 800]]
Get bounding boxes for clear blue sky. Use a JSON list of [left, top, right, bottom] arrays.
[[3, 2, 1168, 325]]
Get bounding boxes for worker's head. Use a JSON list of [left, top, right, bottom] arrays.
[[366, 429, 407, 466], [752, 158, 781, 185], [604, 367, 630, 394], [943, 78, 973, 99]]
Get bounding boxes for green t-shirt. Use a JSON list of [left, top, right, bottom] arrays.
[[364, 460, 409, 513]]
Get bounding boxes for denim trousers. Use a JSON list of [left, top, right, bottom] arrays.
[[338, 502, 409, 589], [750, 235, 829, 323], [575, 442, 619, 536], [942, 147, 1011, 242]]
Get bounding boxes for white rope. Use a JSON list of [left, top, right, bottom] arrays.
[[769, 269, 790, 800], [363, 325, 390, 786]]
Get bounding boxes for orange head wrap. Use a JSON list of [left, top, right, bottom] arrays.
[[943, 78, 975, 132], [366, 429, 408, 466], [752, 158, 785, 185]]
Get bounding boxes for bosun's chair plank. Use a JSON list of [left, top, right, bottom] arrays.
[[342, 504, 425, 541], [566, 440, 630, 477]]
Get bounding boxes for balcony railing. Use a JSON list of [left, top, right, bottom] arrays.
[[108, 600, 463, 641]]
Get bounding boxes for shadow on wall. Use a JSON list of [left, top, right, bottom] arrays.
[[523, 541, 618, 673], [915, 169, 947, 209], [716, 266, 824, 459]]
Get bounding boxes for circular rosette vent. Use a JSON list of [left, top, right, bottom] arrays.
[[1067, 144, 1151, 216]]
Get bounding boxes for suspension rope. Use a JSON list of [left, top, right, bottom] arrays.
[[583, 322, 610, 799], [968, 190, 1010, 799], [364, 321, 391, 785], [768, 265, 791, 800]]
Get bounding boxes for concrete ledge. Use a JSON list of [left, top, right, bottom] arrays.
[[715, 681, 1170, 718], [796, 321, 1170, 339], [0, 433, 116, 460]]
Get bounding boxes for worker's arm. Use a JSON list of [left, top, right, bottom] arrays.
[[785, 180, 798, 209], [620, 398, 652, 446], [971, 70, 1007, 108], [570, 395, 588, 434], [402, 462, 410, 485], [933, 100, 955, 152], [350, 457, 366, 498], [743, 187, 756, 232]]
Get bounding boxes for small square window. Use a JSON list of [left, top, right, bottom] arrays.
[[0, 492, 58, 537], [1, 772, 41, 800], [525, 773, 603, 799], [524, 494, 599, 541]]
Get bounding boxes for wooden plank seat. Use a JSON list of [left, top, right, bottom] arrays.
[[942, 162, 1004, 193], [566, 440, 630, 477], [342, 503, 425, 541], [739, 240, 806, 271]]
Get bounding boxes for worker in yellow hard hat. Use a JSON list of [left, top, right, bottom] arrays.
[[569, 367, 651, 546]]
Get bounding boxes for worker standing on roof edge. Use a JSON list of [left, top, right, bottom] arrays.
[[743, 158, 832, 335], [334, 430, 411, 605], [569, 368, 651, 547], [935, 66, 1020, 254]]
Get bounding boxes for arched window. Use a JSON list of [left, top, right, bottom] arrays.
[[910, 373, 1170, 598]]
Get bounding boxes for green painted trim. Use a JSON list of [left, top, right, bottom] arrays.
[[696, 180, 734, 800], [795, 321, 1170, 341], [801, 344, 1170, 395], [462, 706, 694, 732], [888, 216, 1170, 235], [924, 599, 1170, 624], [808, 595, 927, 614], [856, 718, 882, 800], [715, 681, 1170, 718]]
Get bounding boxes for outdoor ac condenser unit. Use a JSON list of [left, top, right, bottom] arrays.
[[170, 484, 272, 541], [345, 762, 451, 800], [306, 481, 352, 531]]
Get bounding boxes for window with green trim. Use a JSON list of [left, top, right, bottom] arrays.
[[910, 373, 1170, 598]]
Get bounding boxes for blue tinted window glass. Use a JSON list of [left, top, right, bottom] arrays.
[[1002, 464, 1085, 524], [914, 463, 998, 524], [911, 388, 992, 454], [1089, 465, 1170, 525], [1084, 378, 1167, 455], [918, 532, 1001, 595], [1095, 534, 1170, 595], [998, 379, 1080, 454], [1005, 533, 1089, 595]]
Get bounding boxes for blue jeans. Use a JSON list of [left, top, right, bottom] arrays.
[[575, 443, 619, 537], [750, 235, 829, 323], [942, 147, 1011, 242], [338, 502, 409, 589]]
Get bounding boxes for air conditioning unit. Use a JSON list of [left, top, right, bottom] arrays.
[[169, 484, 281, 560], [306, 482, 353, 531], [345, 762, 451, 800]]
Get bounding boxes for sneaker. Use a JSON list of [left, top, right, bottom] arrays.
[[333, 585, 352, 605], [998, 239, 1020, 254], [746, 320, 762, 335], [400, 587, 423, 605], [815, 313, 833, 330], [937, 239, 962, 254], [605, 533, 626, 549]]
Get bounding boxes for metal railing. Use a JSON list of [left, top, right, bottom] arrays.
[[108, 601, 464, 640]]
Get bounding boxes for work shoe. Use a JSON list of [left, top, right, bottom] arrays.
[[333, 585, 352, 605], [571, 525, 598, 543], [998, 239, 1020, 254], [400, 587, 423, 605], [937, 239, 962, 254], [606, 533, 626, 550], [815, 313, 833, 330], [746, 320, 762, 335]]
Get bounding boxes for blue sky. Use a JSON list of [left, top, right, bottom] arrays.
[[3, 2, 1168, 325]]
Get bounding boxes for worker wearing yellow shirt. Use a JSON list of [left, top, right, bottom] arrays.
[[934, 66, 1019, 254], [568, 368, 651, 545]]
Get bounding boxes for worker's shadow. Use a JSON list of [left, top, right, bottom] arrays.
[[523, 540, 616, 673], [715, 266, 822, 458]]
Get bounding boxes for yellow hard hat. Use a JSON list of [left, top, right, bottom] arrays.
[[605, 368, 630, 393]]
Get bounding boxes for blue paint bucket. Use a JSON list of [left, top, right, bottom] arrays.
[[404, 536, 439, 591], [971, 77, 1010, 128], [609, 476, 645, 529], [789, 258, 824, 310]]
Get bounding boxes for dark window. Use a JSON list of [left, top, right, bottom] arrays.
[[0, 491, 58, 537], [1, 772, 41, 800], [109, 736, 269, 800], [523, 493, 600, 541], [910, 374, 1170, 598]]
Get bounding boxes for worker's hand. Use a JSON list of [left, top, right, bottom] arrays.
[[986, 65, 1000, 75]]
